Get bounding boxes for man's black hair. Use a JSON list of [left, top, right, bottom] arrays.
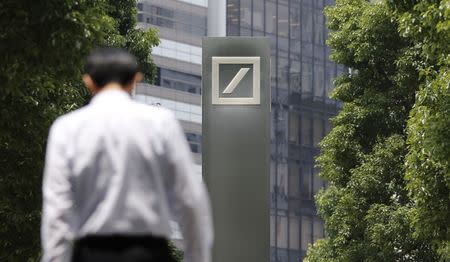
[[84, 48, 139, 87]]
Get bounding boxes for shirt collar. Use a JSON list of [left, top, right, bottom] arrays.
[[89, 89, 131, 105]]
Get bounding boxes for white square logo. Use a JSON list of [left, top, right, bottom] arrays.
[[212, 56, 260, 105]]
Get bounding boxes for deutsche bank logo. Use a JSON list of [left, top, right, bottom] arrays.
[[212, 56, 260, 105]]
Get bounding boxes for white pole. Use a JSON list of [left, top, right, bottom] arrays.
[[207, 0, 226, 36]]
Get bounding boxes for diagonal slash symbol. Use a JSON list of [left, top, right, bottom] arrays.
[[222, 68, 250, 94]]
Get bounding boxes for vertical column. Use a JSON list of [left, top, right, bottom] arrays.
[[202, 37, 271, 262], [208, 0, 226, 36]]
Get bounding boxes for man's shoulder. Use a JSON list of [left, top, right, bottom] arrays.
[[50, 107, 89, 133], [50, 101, 178, 134]]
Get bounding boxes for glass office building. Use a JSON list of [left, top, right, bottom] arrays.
[[226, 0, 344, 261]]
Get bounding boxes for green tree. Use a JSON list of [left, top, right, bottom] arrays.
[[169, 242, 184, 262], [393, 0, 450, 259], [305, 0, 438, 261], [104, 0, 159, 83], [0, 0, 159, 260], [406, 72, 450, 259]]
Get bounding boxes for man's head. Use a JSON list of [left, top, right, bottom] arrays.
[[83, 48, 143, 95]]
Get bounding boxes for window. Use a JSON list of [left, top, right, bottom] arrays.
[[138, 3, 206, 36], [300, 116, 312, 146], [277, 215, 288, 248], [278, 55, 289, 89], [265, 1, 276, 34], [313, 116, 324, 147], [276, 248, 289, 262], [303, 0, 314, 7], [277, 163, 288, 203], [313, 168, 323, 194], [270, 215, 275, 246], [289, 66, 301, 93], [288, 162, 300, 197], [314, 64, 325, 99], [137, 13, 143, 22], [227, 0, 240, 35], [316, 0, 324, 9], [300, 165, 312, 199], [302, 7, 313, 43], [301, 216, 313, 251], [290, 5, 301, 41], [253, 0, 264, 32], [240, 0, 252, 30], [314, 10, 325, 45], [314, 44, 325, 62], [289, 250, 301, 262], [157, 68, 201, 94], [278, 3, 289, 39], [271, 54, 277, 87], [290, 115, 299, 143], [185, 133, 201, 154], [301, 61, 313, 97], [289, 215, 300, 250]]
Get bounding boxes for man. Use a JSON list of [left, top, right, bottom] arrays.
[[41, 48, 213, 262]]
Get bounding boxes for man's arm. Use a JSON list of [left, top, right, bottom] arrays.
[[41, 120, 75, 262], [162, 111, 213, 262]]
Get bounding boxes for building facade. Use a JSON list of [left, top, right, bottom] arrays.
[[226, 0, 344, 261]]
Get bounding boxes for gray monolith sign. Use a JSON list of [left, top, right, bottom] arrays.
[[202, 37, 270, 262]]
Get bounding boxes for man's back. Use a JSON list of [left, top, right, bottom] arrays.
[[42, 89, 212, 262]]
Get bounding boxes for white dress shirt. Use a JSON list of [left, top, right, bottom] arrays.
[[41, 89, 213, 262]]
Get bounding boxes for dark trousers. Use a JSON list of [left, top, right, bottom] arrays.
[[72, 235, 176, 262]]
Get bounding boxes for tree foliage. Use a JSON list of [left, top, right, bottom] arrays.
[[393, 0, 450, 258], [305, 0, 448, 261], [0, 0, 159, 260], [104, 0, 159, 83]]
